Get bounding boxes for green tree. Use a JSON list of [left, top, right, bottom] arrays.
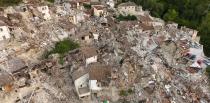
[[44, 39, 80, 59], [0, 0, 22, 6], [199, 12, 210, 56], [163, 9, 178, 21], [83, 3, 91, 9]]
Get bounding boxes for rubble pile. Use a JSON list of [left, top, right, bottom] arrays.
[[0, 0, 210, 103]]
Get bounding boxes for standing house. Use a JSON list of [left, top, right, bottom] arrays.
[[0, 21, 10, 41], [72, 68, 90, 99], [37, 6, 51, 20], [78, 31, 93, 43], [81, 47, 97, 65], [117, 1, 137, 15], [69, 15, 77, 24], [88, 63, 111, 93]]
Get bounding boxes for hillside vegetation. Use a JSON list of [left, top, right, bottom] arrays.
[[0, 0, 22, 6], [120, 0, 210, 56]]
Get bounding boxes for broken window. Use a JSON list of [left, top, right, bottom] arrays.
[[81, 36, 85, 40], [42, 7, 46, 10], [23, 8, 27, 12]]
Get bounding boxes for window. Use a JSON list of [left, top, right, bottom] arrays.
[[23, 8, 27, 12], [0, 28, 3, 32], [81, 36, 85, 40], [42, 7, 46, 10]]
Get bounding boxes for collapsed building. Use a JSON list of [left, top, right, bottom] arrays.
[[0, 1, 209, 103]]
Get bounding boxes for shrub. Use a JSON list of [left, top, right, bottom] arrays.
[[116, 14, 137, 21], [83, 3, 91, 9], [0, 0, 22, 6], [44, 39, 80, 60], [46, 0, 54, 3], [127, 88, 134, 94], [119, 90, 128, 96]]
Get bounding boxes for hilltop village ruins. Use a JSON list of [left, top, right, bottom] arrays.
[[0, 0, 210, 103]]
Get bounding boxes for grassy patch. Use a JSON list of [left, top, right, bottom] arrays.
[[127, 88, 134, 94], [116, 14, 137, 21], [44, 39, 80, 64]]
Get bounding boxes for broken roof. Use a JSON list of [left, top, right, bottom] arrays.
[[139, 23, 154, 31], [139, 15, 153, 23], [118, 1, 136, 7], [72, 67, 89, 81], [89, 63, 111, 86], [81, 47, 97, 58]]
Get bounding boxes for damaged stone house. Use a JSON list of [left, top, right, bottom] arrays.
[[37, 5, 51, 20], [81, 46, 97, 65], [72, 67, 90, 99], [77, 31, 93, 44], [69, 12, 85, 24], [89, 63, 111, 93], [72, 63, 111, 99]]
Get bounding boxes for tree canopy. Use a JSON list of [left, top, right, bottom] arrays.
[[0, 0, 22, 6], [116, 14, 137, 21]]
